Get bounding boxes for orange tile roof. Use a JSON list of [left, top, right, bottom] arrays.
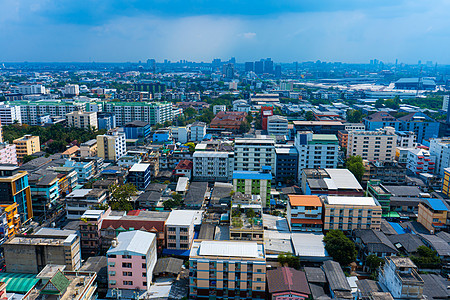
[[291, 219, 323, 225], [288, 195, 322, 207]]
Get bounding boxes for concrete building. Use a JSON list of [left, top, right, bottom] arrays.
[[210, 111, 247, 132], [213, 105, 226, 114], [97, 129, 126, 161], [229, 194, 263, 241], [123, 121, 151, 140], [378, 256, 424, 299], [429, 137, 450, 176], [294, 131, 339, 178], [233, 99, 251, 112], [190, 122, 207, 141], [233, 168, 272, 208], [80, 139, 97, 157], [189, 240, 266, 299], [193, 151, 234, 182], [13, 135, 40, 161], [0, 143, 17, 165], [363, 112, 400, 131], [347, 128, 396, 162], [64, 83, 80, 96], [0, 203, 20, 243], [104, 101, 173, 126], [234, 136, 276, 175], [406, 148, 436, 175], [127, 163, 151, 190], [323, 196, 382, 231], [64, 159, 95, 184], [80, 209, 112, 258], [301, 168, 363, 196], [170, 126, 189, 144], [0, 166, 33, 223], [67, 111, 98, 130], [396, 131, 416, 148], [3, 232, 81, 273], [398, 112, 439, 144], [287, 195, 323, 232], [66, 189, 107, 220], [165, 210, 200, 253], [267, 115, 289, 136], [107, 230, 157, 292], [442, 168, 450, 198], [97, 112, 116, 131], [344, 123, 365, 132], [275, 145, 298, 183], [417, 198, 449, 233], [0, 103, 22, 125], [28, 171, 60, 218]]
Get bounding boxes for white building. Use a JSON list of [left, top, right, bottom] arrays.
[[165, 210, 202, 251], [104, 102, 173, 126], [396, 131, 416, 148], [65, 189, 107, 220], [213, 105, 227, 115], [406, 148, 436, 175], [443, 95, 449, 111], [233, 100, 251, 113], [97, 129, 126, 161], [192, 151, 234, 181], [234, 136, 276, 175], [0, 143, 17, 165], [189, 122, 206, 142], [294, 131, 339, 179], [64, 84, 80, 96], [67, 111, 98, 130], [14, 100, 85, 125], [347, 127, 396, 162], [267, 115, 289, 136], [12, 84, 46, 95], [429, 138, 450, 177], [344, 123, 365, 132], [0, 103, 21, 125], [171, 126, 189, 144]]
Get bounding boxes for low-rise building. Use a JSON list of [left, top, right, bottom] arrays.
[[66, 189, 107, 220], [107, 230, 157, 292], [80, 209, 112, 258], [323, 196, 382, 231], [230, 194, 263, 241], [275, 145, 298, 183], [189, 240, 266, 299], [80, 139, 97, 157], [267, 267, 311, 300], [378, 256, 424, 299], [67, 110, 98, 129], [165, 210, 200, 253], [123, 121, 151, 140], [301, 168, 363, 196], [210, 111, 247, 132], [362, 160, 407, 186], [0, 143, 17, 165], [127, 163, 151, 190], [287, 195, 323, 232], [322, 260, 352, 299], [0, 203, 20, 243], [417, 198, 449, 233], [190, 121, 207, 141], [13, 135, 40, 161], [233, 168, 272, 208], [442, 167, 450, 198], [64, 159, 95, 183], [173, 159, 193, 179], [267, 115, 289, 136], [406, 148, 436, 175]]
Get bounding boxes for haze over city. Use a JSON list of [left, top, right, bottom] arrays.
[[1, 0, 450, 63]]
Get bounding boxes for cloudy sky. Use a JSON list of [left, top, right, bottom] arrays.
[[1, 0, 449, 63]]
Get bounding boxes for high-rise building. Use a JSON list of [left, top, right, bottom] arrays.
[[245, 62, 254, 72], [0, 103, 22, 125], [67, 111, 98, 130], [254, 61, 264, 74], [96, 129, 126, 161], [222, 63, 235, 79], [193, 151, 234, 182], [347, 127, 396, 162], [63, 84, 80, 96], [429, 138, 450, 176], [104, 102, 172, 126], [234, 136, 276, 174], [274, 65, 282, 78], [264, 58, 274, 74]]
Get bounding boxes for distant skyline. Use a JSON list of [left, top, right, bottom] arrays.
[[1, 0, 450, 64]]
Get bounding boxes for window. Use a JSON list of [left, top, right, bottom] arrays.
[[142, 272, 147, 277], [143, 282, 147, 286], [122, 255, 132, 259], [123, 272, 132, 276], [108, 254, 116, 258], [123, 281, 133, 286], [122, 263, 132, 268], [142, 263, 147, 268]]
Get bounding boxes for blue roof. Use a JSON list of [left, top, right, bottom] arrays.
[[232, 171, 272, 180], [389, 222, 408, 235], [162, 248, 191, 257], [426, 198, 449, 211]]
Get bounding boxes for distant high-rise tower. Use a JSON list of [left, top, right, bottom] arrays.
[[264, 58, 274, 74], [245, 62, 254, 73], [275, 65, 282, 78], [147, 59, 156, 72], [254, 61, 264, 74], [222, 63, 235, 79]]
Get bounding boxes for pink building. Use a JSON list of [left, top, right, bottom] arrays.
[[0, 144, 17, 165], [107, 230, 157, 292]]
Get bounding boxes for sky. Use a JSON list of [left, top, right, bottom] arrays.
[[1, 0, 450, 63]]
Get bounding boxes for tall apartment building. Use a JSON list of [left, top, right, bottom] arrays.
[[347, 127, 396, 161], [322, 196, 382, 231], [3, 231, 81, 273], [398, 112, 439, 144], [189, 240, 266, 299], [234, 136, 276, 175], [79, 209, 112, 258], [406, 148, 436, 175], [0, 103, 22, 125], [97, 112, 117, 131], [275, 145, 299, 183], [294, 131, 339, 180], [193, 151, 234, 182], [12, 84, 46, 95], [0, 166, 33, 223], [97, 130, 126, 161], [287, 195, 323, 232], [13, 135, 40, 160], [127, 163, 152, 190], [396, 131, 416, 148], [165, 210, 199, 252], [267, 115, 289, 136], [0, 143, 17, 165], [67, 110, 98, 129], [190, 121, 207, 141], [429, 137, 450, 176], [107, 230, 157, 292], [104, 101, 173, 126], [63, 84, 80, 96], [233, 168, 272, 208]]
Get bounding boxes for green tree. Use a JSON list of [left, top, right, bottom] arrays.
[[375, 99, 384, 108], [197, 108, 215, 124], [163, 193, 184, 209], [185, 142, 196, 153], [346, 155, 365, 183], [305, 111, 314, 121], [323, 230, 356, 265], [183, 107, 197, 119], [346, 109, 363, 123], [239, 122, 251, 133], [278, 253, 300, 269], [245, 113, 253, 124], [22, 155, 36, 164], [384, 99, 400, 110], [109, 183, 137, 212], [366, 254, 384, 270], [410, 246, 441, 269]]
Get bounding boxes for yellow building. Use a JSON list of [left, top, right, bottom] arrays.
[[13, 135, 40, 160], [189, 240, 266, 299], [0, 203, 20, 238], [323, 196, 382, 231], [348, 127, 396, 162], [96, 130, 126, 161], [417, 199, 449, 233], [66, 111, 97, 130], [442, 168, 450, 198]]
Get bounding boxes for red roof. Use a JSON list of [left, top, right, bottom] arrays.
[[267, 267, 310, 295], [175, 160, 193, 170], [101, 218, 165, 232], [291, 219, 323, 225]]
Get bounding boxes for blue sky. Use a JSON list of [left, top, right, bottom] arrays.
[[1, 0, 449, 63]]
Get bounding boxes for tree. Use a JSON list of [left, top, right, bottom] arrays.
[[239, 122, 250, 133], [22, 155, 36, 164], [245, 113, 253, 124], [109, 183, 137, 212], [384, 99, 399, 110], [366, 254, 384, 270], [346, 109, 363, 123], [185, 142, 196, 153], [197, 108, 215, 124], [323, 230, 356, 265], [346, 156, 365, 183], [305, 111, 314, 121], [163, 193, 183, 210], [278, 253, 300, 269], [410, 246, 441, 269], [375, 99, 384, 108], [183, 107, 197, 119]]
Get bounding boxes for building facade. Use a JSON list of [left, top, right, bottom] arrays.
[[127, 163, 152, 190], [429, 138, 450, 177], [347, 128, 396, 162], [417, 199, 449, 233], [0, 143, 17, 165], [66, 189, 107, 220], [104, 101, 173, 126], [406, 149, 436, 175], [97, 130, 127, 161], [13, 135, 40, 161], [275, 146, 299, 183], [233, 169, 272, 208], [287, 195, 323, 232], [193, 151, 234, 182], [67, 111, 98, 129], [234, 137, 276, 175], [267, 115, 289, 136]]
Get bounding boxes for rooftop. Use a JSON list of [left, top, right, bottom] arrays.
[[232, 171, 272, 180], [325, 196, 378, 206], [129, 163, 151, 172], [291, 232, 328, 259], [192, 240, 264, 259], [166, 210, 200, 226], [289, 195, 322, 207], [107, 230, 156, 256]]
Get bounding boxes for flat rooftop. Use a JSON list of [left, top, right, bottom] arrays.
[[191, 240, 265, 259], [325, 196, 378, 206]]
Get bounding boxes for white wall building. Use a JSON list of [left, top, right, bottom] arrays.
[[267, 115, 289, 136], [234, 136, 276, 175], [171, 126, 189, 144], [192, 151, 234, 181], [429, 138, 450, 177], [233, 100, 251, 112], [189, 122, 206, 142], [64, 84, 80, 96], [104, 102, 173, 126], [443, 95, 449, 111], [12, 84, 46, 95], [348, 127, 396, 162], [66, 189, 107, 220], [165, 210, 201, 251], [67, 111, 98, 129], [396, 131, 416, 148], [406, 148, 436, 175], [97, 129, 127, 161], [344, 123, 366, 132], [0, 103, 21, 125], [0, 143, 17, 165], [213, 105, 227, 115]]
